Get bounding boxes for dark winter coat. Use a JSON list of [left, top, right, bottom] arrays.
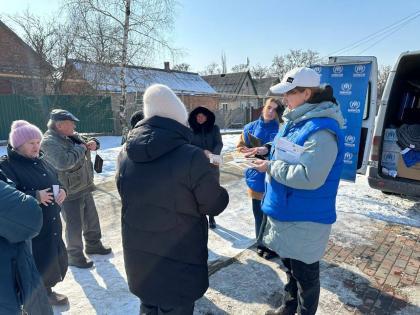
[[41, 129, 99, 200], [116, 116, 229, 307], [0, 147, 68, 288], [188, 107, 223, 155], [0, 170, 53, 315]]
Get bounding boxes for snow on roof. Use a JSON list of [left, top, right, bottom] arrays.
[[70, 60, 217, 95]]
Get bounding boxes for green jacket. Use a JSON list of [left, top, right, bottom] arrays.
[[41, 129, 98, 200]]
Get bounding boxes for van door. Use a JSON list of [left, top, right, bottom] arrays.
[[312, 56, 377, 181]]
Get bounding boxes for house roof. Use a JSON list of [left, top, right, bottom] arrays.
[[0, 20, 54, 76], [202, 71, 257, 96], [67, 59, 217, 95], [252, 77, 280, 97]]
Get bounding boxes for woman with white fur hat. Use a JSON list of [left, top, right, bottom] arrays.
[[249, 67, 345, 315], [116, 84, 229, 314], [0, 120, 69, 306]]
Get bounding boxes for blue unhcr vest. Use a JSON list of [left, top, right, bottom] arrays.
[[243, 118, 279, 193], [261, 117, 344, 224]]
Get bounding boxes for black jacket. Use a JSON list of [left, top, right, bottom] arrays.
[[188, 106, 223, 154], [0, 170, 53, 315], [0, 147, 68, 288], [116, 116, 229, 306]]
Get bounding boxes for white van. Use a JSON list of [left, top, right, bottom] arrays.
[[367, 50, 420, 197]]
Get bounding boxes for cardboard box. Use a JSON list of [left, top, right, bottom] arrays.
[[382, 140, 401, 153], [384, 128, 398, 142], [381, 151, 400, 170], [397, 156, 420, 181]]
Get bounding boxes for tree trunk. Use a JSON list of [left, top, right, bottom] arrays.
[[119, 0, 131, 136]]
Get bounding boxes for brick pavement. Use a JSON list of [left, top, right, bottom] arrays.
[[323, 223, 420, 314]]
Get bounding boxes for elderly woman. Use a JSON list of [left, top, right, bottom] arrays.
[[117, 84, 229, 315], [237, 98, 281, 260], [250, 67, 344, 315], [0, 120, 69, 306]]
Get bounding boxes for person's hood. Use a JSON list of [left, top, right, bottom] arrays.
[[283, 101, 345, 128], [126, 116, 192, 163], [6, 144, 45, 162], [188, 106, 216, 133]]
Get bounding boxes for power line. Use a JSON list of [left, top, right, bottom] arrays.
[[356, 13, 420, 54], [327, 9, 420, 57]]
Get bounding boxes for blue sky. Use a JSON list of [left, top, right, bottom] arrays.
[[2, 0, 420, 71]]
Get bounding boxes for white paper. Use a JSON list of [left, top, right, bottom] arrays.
[[52, 185, 60, 200], [208, 153, 223, 165], [274, 137, 305, 164]]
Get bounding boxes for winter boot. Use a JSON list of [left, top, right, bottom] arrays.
[[68, 255, 94, 269], [262, 247, 279, 260], [46, 288, 69, 306], [265, 304, 297, 315], [85, 242, 112, 255], [208, 216, 216, 229]]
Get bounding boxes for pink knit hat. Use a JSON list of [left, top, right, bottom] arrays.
[[9, 120, 43, 149]]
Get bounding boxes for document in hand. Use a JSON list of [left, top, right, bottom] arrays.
[[274, 137, 305, 164]]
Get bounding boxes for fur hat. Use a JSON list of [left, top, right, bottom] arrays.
[[9, 120, 43, 149], [143, 84, 188, 126]]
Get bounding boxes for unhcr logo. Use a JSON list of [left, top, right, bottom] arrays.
[[332, 65, 343, 77], [313, 66, 322, 74], [345, 135, 356, 148], [383, 152, 396, 163], [353, 64, 366, 77], [348, 100, 361, 114], [340, 83, 352, 95], [344, 152, 353, 164]]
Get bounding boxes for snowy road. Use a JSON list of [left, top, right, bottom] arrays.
[[1, 136, 419, 314]]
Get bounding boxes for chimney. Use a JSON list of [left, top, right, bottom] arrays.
[[164, 61, 170, 71]]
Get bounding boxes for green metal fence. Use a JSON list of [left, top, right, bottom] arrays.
[[0, 95, 113, 140]]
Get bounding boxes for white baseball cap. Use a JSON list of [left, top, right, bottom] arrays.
[[270, 67, 320, 95]]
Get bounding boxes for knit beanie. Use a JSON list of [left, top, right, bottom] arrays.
[[143, 84, 188, 126], [9, 120, 43, 149]]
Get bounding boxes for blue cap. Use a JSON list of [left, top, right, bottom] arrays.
[[50, 109, 79, 122]]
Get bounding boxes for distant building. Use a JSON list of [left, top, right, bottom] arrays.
[[0, 20, 53, 95], [253, 77, 280, 106], [61, 59, 219, 131], [202, 71, 258, 111]]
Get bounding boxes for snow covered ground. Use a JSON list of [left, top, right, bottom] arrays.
[[1, 136, 419, 314]]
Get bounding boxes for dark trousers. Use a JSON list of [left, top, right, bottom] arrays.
[[61, 192, 102, 258], [140, 301, 194, 315], [252, 198, 264, 242], [281, 258, 320, 315]]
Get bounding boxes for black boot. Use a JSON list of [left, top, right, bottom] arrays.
[[257, 245, 265, 257], [208, 216, 216, 229], [85, 241, 112, 255], [46, 287, 69, 306], [265, 304, 297, 315], [262, 247, 279, 260], [68, 255, 94, 269]]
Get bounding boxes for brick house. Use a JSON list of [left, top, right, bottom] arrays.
[[0, 20, 53, 95]]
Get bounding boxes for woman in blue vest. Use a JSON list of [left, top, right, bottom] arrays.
[[251, 67, 344, 315], [236, 98, 281, 259]]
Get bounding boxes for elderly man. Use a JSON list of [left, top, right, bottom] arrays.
[[41, 109, 111, 269]]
